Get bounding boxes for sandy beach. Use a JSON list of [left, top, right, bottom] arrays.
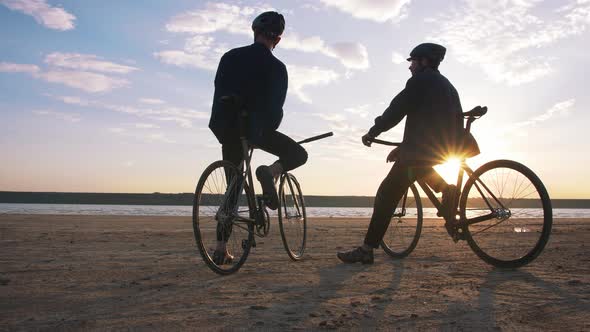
[[1, 214, 589, 331]]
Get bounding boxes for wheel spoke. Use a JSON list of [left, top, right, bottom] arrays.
[[381, 184, 422, 258], [279, 174, 306, 260], [193, 161, 253, 275], [461, 160, 551, 268]]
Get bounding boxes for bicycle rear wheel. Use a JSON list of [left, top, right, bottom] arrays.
[[278, 173, 307, 261], [459, 160, 552, 268], [380, 183, 423, 258], [193, 160, 254, 275]]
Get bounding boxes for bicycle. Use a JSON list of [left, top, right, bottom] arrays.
[[193, 105, 333, 275], [370, 106, 552, 268]]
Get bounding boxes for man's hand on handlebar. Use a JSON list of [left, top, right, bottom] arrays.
[[386, 147, 399, 163], [361, 133, 374, 147]]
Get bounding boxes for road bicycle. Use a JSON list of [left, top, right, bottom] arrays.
[[371, 106, 552, 268], [193, 107, 333, 275]]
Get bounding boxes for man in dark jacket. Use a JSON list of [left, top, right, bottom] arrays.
[[209, 11, 307, 264], [337, 43, 464, 264], [209, 11, 307, 209]]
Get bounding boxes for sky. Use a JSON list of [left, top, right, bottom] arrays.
[[0, 0, 589, 198]]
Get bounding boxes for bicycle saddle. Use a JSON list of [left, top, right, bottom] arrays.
[[463, 106, 487, 118]]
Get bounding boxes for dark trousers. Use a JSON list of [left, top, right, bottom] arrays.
[[222, 130, 308, 171], [364, 161, 448, 248]]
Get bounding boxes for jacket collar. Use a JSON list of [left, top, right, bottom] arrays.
[[253, 41, 272, 53]]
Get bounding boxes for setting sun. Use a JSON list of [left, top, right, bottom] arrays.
[[434, 158, 462, 184]]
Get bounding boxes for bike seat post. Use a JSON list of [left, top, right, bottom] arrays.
[[238, 109, 250, 161], [465, 117, 475, 133]]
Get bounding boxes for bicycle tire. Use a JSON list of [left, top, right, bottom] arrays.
[[459, 160, 552, 268], [380, 183, 423, 258], [278, 173, 307, 261], [193, 160, 254, 275]]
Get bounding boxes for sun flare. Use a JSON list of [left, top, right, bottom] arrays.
[[434, 158, 462, 184]]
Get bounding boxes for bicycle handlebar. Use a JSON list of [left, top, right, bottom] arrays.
[[368, 138, 401, 146], [297, 132, 334, 144]]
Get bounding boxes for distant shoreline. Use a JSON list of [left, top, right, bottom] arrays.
[[1, 191, 589, 208]]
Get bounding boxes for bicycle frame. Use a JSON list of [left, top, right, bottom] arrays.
[[372, 106, 508, 228], [227, 132, 333, 230], [418, 163, 508, 227]]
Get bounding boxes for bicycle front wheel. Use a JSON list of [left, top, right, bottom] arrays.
[[459, 160, 552, 268], [278, 173, 307, 261], [380, 183, 423, 258], [193, 160, 254, 275]]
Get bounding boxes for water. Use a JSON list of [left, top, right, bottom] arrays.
[[0, 203, 589, 218]]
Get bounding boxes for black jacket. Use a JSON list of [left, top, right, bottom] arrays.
[[369, 68, 464, 164], [209, 42, 288, 144]]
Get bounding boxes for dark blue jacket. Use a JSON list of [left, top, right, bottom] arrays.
[[369, 68, 464, 164], [209, 42, 288, 144]]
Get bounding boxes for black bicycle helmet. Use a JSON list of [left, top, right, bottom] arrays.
[[407, 43, 446, 62], [251, 11, 285, 38]]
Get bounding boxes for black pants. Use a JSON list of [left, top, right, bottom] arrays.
[[364, 161, 448, 248], [216, 131, 307, 242], [222, 130, 308, 171]]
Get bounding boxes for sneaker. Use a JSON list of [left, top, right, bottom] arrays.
[[337, 246, 374, 264], [256, 165, 279, 210], [212, 250, 234, 265]]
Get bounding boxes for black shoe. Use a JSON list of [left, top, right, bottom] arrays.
[[256, 166, 279, 210], [337, 247, 374, 264], [212, 250, 234, 265]]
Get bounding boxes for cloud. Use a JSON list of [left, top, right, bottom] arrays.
[[312, 112, 365, 138], [37, 70, 130, 93], [345, 104, 371, 118], [55, 95, 89, 106], [154, 35, 228, 71], [534, 99, 575, 121], [436, 0, 590, 85], [508, 99, 575, 131], [165, 2, 262, 35], [158, 2, 369, 71], [319, 0, 411, 23], [55, 95, 208, 128], [287, 65, 339, 103], [0, 53, 137, 93], [314, 113, 347, 122], [148, 116, 194, 128], [301, 3, 322, 12], [326, 43, 369, 70], [0, 0, 75, 30], [281, 32, 370, 70], [308, 112, 376, 161], [138, 98, 165, 105], [44, 53, 139, 74], [391, 51, 406, 64], [146, 133, 176, 144], [33, 109, 80, 122], [0, 62, 40, 73], [135, 123, 160, 129]]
